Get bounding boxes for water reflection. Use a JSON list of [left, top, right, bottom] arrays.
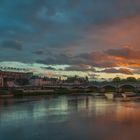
[[0, 95, 140, 140]]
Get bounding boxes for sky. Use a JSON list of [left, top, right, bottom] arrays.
[[0, 0, 140, 80]]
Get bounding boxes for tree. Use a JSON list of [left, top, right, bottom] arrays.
[[126, 77, 137, 82], [112, 77, 121, 83], [85, 76, 89, 82], [137, 78, 140, 82], [112, 77, 121, 92]]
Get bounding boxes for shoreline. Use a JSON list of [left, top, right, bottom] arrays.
[[0, 88, 140, 102]]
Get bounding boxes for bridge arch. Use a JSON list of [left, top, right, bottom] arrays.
[[119, 84, 135, 92], [101, 85, 116, 93], [86, 86, 100, 93]]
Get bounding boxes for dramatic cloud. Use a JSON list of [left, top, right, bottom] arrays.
[[36, 46, 140, 68], [101, 68, 133, 75], [40, 66, 57, 71], [1, 40, 23, 51], [33, 50, 44, 55], [105, 47, 140, 60], [0, 0, 140, 79], [105, 47, 140, 67], [65, 64, 94, 71]]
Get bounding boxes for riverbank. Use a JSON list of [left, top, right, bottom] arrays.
[[0, 88, 140, 102], [0, 88, 87, 97]]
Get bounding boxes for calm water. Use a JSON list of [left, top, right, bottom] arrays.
[[0, 95, 140, 140]]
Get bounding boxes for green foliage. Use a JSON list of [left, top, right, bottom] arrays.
[[126, 77, 137, 82], [112, 77, 138, 83], [113, 77, 121, 83]]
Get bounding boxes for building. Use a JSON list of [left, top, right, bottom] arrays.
[[65, 76, 89, 85], [0, 76, 4, 87], [29, 76, 44, 86], [0, 70, 33, 87], [29, 76, 59, 86]]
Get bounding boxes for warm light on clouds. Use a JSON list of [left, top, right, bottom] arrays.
[[0, 0, 140, 80]]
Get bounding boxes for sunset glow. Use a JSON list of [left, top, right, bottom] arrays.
[[0, 0, 140, 80]]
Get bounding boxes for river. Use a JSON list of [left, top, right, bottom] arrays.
[[0, 95, 140, 140]]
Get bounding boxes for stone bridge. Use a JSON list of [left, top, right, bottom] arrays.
[[7, 82, 140, 93], [41, 82, 140, 92], [87, 82, 139, 88], [86, 82, 140, 92]]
